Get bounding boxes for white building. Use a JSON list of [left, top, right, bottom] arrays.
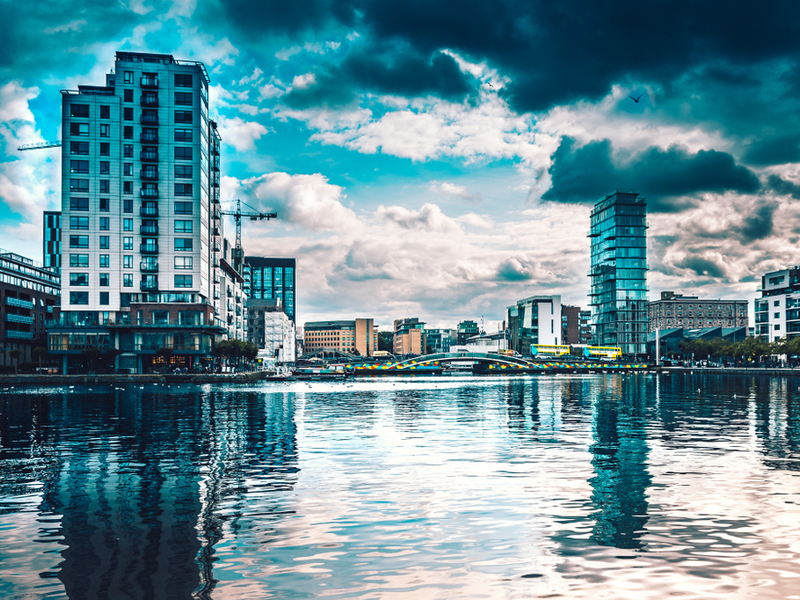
[[756, 267, 800, 341], [50, 51, 238, 373], [506, 295, 562, 355], [264, 311, 296, 364]]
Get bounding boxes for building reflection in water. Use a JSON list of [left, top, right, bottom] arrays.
[[588, 376, 652, 550], [0, 387, 299, 600]]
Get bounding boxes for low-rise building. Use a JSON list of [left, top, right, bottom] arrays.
[[394, 317, 426, 356], [426, 328, 456, 353], [0, 248, 60, 369], [304, 319, 377, 356], [506, 295, 562, 355], [648, 291, 748, 333]]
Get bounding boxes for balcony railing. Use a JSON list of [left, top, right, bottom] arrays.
[[140, 280, 159, 291], [6, 314, 34, 324], [140, 188, 159, 199], [140, 76, 158, 88], [140, 244, 159, 254], [140, 225, 159, 235], [140, 170, 158, 180], [140, 151, 158, 162], [140, 132, 158, 143], [140, 95, 159, 106], [6, 330, 33, 340], [140, 207, 158, 217], [140, 113, 159, 125], [140, 262, 159, 273], [6, 297, 34, 309]]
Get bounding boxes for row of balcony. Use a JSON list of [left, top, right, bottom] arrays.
[[6, 330, 33, 340], [5, 297, 34, 310], [6, 313, 35, 325]]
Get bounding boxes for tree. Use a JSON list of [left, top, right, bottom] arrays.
[[378, 331, 394, 352], [8, 349, 21, 375], [33, 346, 46, 371]]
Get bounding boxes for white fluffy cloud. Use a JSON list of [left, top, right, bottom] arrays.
[[216, 115, 268, 151], [430, 181, 481, 201]]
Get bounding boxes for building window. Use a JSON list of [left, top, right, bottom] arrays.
[[174, 110, 193, 123], [70, 122, 89, 136], [174, 256, 193, 269], [70, 235, 89, 248], [70, 179, 89, 192], [100, 254, 109, 268], [99, 197, 110, 212], [175, 183, 193, 196], [123, 163, 133, 177], [123, 106, 133, 121], [175, 92, 192, 105], [70, 292, 89, 305], [175, 202, 192, 215], [174, 274, 193, 288], [123, 218, 133, 231], [100, 180, 110, 194], [69, 216, 88, 230], [70, 272, 89, 286], [99, 124, 110, 137], [123, 273, 133, 287], [123, 237, 133, 250], [175, 74, 193, 87], [70, 160, 89, 173], [123, 255, 133, 269], [124, 144, 133, 158], [775, 324, 781, 330], [174, 220, 193, 233], [175, 147, 193, 160], [70, 104, 90, 118], [175, 165, 192, 178], [69, 197, 89, 211], [775, 312, 780, 319], [174, 238, 193, 251], [175, 129, 192, 142], [123, 199, 133, 213], [123, 126, 133, 139], [100, 105, 110, 119], [100, 236, 109, 249], [100, 161, 110, 175], [69, 254, 89, 267], [99, 217, 110, 230], [70, 141, 89, 155], [123, 181, 133, 195], [100, 142, 110, 156], [124, 71, 133, 84], [99, 292, 109, 305]]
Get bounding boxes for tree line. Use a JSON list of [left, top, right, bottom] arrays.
[[676, 336, 800, 363]]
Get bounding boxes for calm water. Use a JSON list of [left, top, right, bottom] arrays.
[[1, 374, 799, 599]]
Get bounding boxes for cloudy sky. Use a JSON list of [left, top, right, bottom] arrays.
[[2, 0, 800, 330]]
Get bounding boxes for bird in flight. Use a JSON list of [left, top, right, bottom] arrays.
[[629, 94, 643, 103]]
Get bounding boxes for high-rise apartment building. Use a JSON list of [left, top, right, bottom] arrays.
[[43, 211, 61, 273], [49, 51, 241, 373], [393, 318, 426, 356], [755, 267, 800, 341], [243, 257, 296, 322], [589, 189, 648, 357]]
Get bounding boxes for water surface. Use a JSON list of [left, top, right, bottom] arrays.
[[1, 373, 799, 599]]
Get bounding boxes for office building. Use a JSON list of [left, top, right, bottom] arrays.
[[243, 257, 296, 322], [755, 267, 800, 341], [579, 309, 592, 344], [426, 328, 456, 353], [589, 189, 648, 357], [43, 211, 61, 273], [648, 291, 748, 333], [456, 320, 479, 345], [304, 319, 377, 356], [561, 305, 582, 345], [506, 295, 562, 355], [49, 51, 235, 373], [0, 248, 60, 369], [393, 317, 426, 356]]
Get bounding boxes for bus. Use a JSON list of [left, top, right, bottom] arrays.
[[531, 344, 571, 357], [569, 345, 622, 361]]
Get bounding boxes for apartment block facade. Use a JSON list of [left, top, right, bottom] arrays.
[[648, 291, 748, 332], [755, 268, 800, 341], [43, 211, 61, 273], [50, 51, 241, 373], [304, 319, 377, 356], [393, 317, 426, 356], [506, 295, 562, 355]]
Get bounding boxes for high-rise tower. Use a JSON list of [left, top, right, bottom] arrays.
[[50, 52, 245, 373], [588, 189, 648, 357]]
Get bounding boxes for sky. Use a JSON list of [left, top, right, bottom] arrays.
[[2, 0, 800, 331]]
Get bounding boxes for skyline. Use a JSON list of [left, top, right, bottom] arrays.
[[2, 1, 799, 329]]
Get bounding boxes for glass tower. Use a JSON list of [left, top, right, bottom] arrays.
[[243, 257, 296, 322], [588, 189, 648, 357]]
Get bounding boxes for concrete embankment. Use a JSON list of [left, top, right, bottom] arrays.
[[659, 366, 800, 377], [0, 371, 268, 386]]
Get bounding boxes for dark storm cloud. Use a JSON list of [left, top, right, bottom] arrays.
[[496, 260, 533, 282], [283, 49, 471, 108], [767, 175, 800, 200], [737, 201, 777, 243], [746, 137, 800, 166], [208, 0, 800, 112], [673, 256, 728, 279], [542, 137, 760, 212], [0, 1, 148, 76]]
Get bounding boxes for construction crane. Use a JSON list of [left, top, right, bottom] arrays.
[[220, 198, 277, 274], [18, 141, 62, 151]]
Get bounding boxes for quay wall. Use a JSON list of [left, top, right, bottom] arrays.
[[0, 371, 268, 386]]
